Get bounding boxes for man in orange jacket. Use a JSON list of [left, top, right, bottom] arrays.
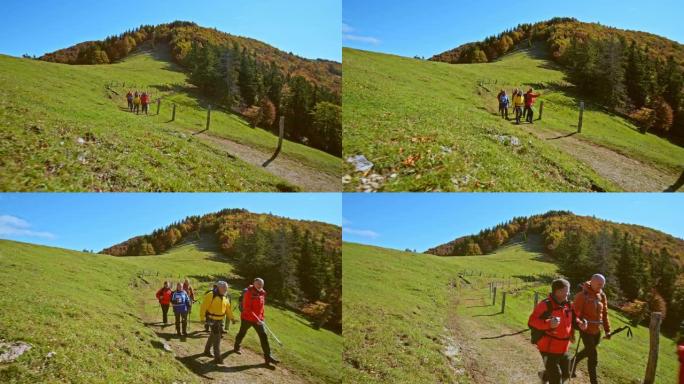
[[233, 278, 279, 366], [529, 278, 586, 384], [155, 281, 173, 324], [572, 274, 611, 384]]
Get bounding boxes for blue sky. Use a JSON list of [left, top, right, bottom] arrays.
[[0, 0, 341, 61], [343, 193, 684, 251], [0, 193, 341, 251], [343, 0, 684, 58]]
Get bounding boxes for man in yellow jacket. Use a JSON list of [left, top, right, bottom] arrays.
[[199, 280, 236, 364]]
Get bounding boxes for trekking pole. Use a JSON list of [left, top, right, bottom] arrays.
[[253, 312, 283, 346], [569, 333, 583, 382]]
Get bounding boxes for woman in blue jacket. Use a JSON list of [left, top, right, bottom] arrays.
[[171, 282, 191, 337]]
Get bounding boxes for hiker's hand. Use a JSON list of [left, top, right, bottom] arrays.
[[549, 317, 560, 329], [579, 320, 588, 331]]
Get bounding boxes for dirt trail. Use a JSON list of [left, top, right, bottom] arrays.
[[446, 287, 592, 384], [520, 126, 677, 192], [142, 310, 308, 384], [196, 133, 340, 192]]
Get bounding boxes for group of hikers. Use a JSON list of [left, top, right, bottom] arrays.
[[528, 274, 614, 384], [155, 277, 279, 367], [125, 91, 152, 115], [497, 87, 541, 124]]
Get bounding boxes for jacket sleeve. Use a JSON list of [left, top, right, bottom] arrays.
[[155, 288, 162, 301], [243, 289, 253, 316], [573, 292, 585, 319], [601, 294, 611, 333], [199, 293, 209, 322], [528, 301, 551, 330]]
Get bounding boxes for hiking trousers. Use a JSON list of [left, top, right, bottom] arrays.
[[499, 104, 508, 119], [541, 352, 570, 384], [515, 106, 523, 124], [525, 106, 534, 122], [127, 100, 133, 111], [234, 319, 271, 358], [204, 320, 223, 361], [160, 304, 169, 324], [174, 312, 188, 335], [574, 331, 601, 384]]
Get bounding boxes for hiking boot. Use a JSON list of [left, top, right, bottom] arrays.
[[233, 345, 242, 355], [214, 359, 224, 365], [265, 355, 280, 365], [203, 350, 213, 358]]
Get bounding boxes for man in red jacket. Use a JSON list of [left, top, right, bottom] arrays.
[[155, 281, 173, 324], [524, 88, 541, 124], [529, 278, 586, 384], [233, 278, 279, 366]]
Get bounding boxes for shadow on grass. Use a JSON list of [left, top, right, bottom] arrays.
[[466, 304, 492, 309], [546, 132, 578, 140], [480, 328, 530, 340], [472, 312, 504, 317]]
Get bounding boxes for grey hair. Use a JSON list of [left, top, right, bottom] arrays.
[[591, 274, 606, 283], [254, 278, 264, 285], [216, 281, 228, 289], [551, 278, 570, 293]]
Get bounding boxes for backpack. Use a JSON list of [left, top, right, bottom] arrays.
[[530, 299, 554, 344], [499, 94, 507, 104], [238, 287, 249, 312]]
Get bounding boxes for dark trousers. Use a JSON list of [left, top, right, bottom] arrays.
[[160, 304, 169, 324], [204, 320, 223, 361], [174, 312, 188, 335], [234, 319, 271, 358], [541, 352, 570, 384], [499, 104, 508, 119], [142, 103, 148, 115], [574, 332, 601, 384], [515, 106, 523, 124], [127, 100, 133, 111], [525, 106, 534, 123]]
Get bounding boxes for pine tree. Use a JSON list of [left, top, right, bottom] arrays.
[[625, 42, 650, 108]]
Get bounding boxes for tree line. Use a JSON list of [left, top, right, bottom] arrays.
[[101, 208, 342, 332], [425, 210, 684, 332], [430, 18, 684, 141]]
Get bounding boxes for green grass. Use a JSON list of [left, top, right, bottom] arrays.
[[0, 49, 341, 191], [342, 241, 678, 383], [0, 239, 341, 383], [342, 46, 684, 191]]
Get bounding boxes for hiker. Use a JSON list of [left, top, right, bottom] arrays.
[[183, 278, 195, 313], [133, 92, 141, 115], [498, 90, 510, 120], [141, 92, 150, 115], [204, 284, 218, 332], [126, 91, 134, 112], [572, 274, 611, 384], [513, 89, 525, 124], [199, 281, 236, 364], [171, 282, 191, 337], [529, 278, 585, 384], [155, 281, 173, 325], [234, 278, 280, 366], [524, 88, 541, 123]]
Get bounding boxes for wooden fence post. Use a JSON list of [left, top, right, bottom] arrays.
[[538, 101, 544, 120], [262, 116, 286, 167], [578, 101, 584, 133], [156, 99, 161, 115], [172, 104, 176, 121], [492, 287, 497, 306], [643, 312, 663, 384], [501, 292, 507, 313], [206, 105, 212, 131], [534, 291, 539, 308]]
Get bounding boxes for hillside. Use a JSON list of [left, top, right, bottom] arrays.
[[0, 237, 341, 383], [342, 46, 684, 191], [37, 21, 342, 157], [431, 18, 684, 142], [0, 47, 341, 191], [343, 241, 679, 383], [101, 208, 342, 332]]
